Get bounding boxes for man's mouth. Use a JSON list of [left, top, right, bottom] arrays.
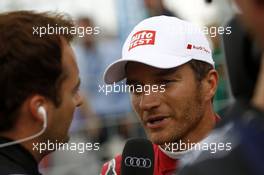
[[145, 116, 169, 129]]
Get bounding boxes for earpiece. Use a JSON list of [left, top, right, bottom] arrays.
[[37, 106, 47, 129], [37, 106, 46, 118]]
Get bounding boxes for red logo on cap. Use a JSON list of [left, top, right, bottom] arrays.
[[187, 44, 192, 49], [187, 44, 210, 54], [129, 30, 156, 51]]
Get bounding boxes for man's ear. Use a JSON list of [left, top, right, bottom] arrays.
[[203, 69, 218, 102], [27, 95, 48, 123]]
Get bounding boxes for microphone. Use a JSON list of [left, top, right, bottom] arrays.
[[121, 138, 154, 175], [205, 0, 212, 3]]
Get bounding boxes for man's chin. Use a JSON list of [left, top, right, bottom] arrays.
[[148, 133, 183, 146], [148, 135, 171, 145]]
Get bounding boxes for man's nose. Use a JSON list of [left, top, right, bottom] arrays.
[[76, 93, 84, 107], [139, 92, 161, 111]]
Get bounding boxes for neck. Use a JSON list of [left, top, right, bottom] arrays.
[[183, 107, 216, 144], [0, 131, 45, 163], [22, 139, 44, 162]]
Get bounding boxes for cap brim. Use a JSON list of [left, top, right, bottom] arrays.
[[103, 54, 196, 84]]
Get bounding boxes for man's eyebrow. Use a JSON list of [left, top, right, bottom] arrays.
[[154, 67, 178, 77]]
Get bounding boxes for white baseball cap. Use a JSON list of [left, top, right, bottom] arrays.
[[104, 16, 214, 84]]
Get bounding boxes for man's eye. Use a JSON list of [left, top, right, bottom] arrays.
[[127, 84, 143, 95], [128, 85, 135, 92]]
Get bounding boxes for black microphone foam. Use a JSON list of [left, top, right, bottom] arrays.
[[121, 138, 154, 175]]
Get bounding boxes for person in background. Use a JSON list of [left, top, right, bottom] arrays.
[[74, 17, 133, 160], [144, 0, 176, 17]]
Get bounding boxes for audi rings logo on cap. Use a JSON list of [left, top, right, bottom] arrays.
[[124, 156, 152, 168]]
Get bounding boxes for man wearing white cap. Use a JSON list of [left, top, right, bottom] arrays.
[[101, 16, 219, 175]]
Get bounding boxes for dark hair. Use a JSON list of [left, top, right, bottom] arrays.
[[188, 60, 215, 102], [0, 11, 75, 131], [188, 59, 214, 82]]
